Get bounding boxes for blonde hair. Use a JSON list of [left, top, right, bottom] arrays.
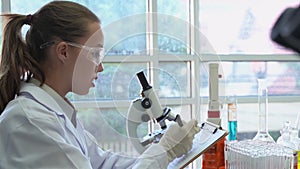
[[0, 1, 99, 113]]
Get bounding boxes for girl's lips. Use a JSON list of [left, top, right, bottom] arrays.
[[92, 76, 97, 87]]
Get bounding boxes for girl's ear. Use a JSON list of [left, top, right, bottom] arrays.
[[55, 41, 68, 63]]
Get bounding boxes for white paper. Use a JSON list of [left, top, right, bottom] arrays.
[[167, 122, 227, 169]]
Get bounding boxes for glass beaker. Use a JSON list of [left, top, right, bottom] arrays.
[[253, 78, 275, 143]]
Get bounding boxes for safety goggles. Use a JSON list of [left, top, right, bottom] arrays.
[[40, 41, 105, 65], [66, 42, 105, 65]]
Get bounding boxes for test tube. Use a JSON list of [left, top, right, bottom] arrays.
[[227, 97, 237, 141]]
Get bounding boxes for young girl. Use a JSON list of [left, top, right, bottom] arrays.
[[0, 1, 199, 168]]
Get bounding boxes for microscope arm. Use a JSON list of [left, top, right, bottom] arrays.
[[126, 98, 150, 153]]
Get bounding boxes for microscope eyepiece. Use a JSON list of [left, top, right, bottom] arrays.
[[137, 71, 152, 91]]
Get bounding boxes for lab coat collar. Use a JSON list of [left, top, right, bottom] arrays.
[[19, 81, 88, 155], [19, 81, 65, 117], [29, 79, 76, 126]]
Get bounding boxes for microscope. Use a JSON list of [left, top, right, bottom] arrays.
[[126, 71, 183, 153]]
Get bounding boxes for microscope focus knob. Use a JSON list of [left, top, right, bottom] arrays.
[[141, 98, 151, 109]]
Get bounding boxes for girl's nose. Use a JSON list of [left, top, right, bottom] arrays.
[[97, 63, 104, 72]]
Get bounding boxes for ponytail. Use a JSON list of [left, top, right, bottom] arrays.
[[0, 14, 43, 114]]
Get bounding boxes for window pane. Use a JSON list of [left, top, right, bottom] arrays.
[[75, 0, 147, 56], [157, 0, 188, 54], [200, 62, 300, 97], [77, 108, 141, 155], [157, 36, 188, 54], [170, 105, 192, 120], [11, 0, 52, 13], [78, 0, 146, 27], [69, 63, 147, 100], [157, 0, 188, 21], [107, 34, 147, 56], [199, 0, 299, 54], [158, 62, 190, 97]]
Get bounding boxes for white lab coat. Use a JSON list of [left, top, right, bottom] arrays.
[[0, 82, 168, 169]]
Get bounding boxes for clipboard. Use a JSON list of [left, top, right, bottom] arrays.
[[167, 121, 228, 169]]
